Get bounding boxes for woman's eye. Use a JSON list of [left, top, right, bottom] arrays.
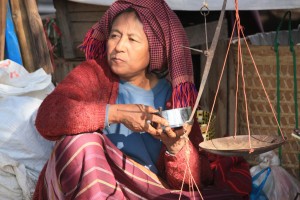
[[130, 38, 138, 42], [110, 34, 119, 38]]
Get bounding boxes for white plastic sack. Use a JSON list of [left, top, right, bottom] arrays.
[[0, 59, 53, 98], [0, 59, 55, 199], [232, 25, 300, 46], [250, 151, 300, 200], [0, 152, 36, 200], [247, 26, 300, 46]]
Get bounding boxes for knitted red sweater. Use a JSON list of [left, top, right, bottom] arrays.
[[35, 59, 213, 189]]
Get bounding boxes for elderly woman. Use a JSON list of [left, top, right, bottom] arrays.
[[33, 0, 251, 199]]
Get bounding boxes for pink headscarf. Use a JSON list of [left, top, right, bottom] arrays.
[[80, 0, 197, 108]]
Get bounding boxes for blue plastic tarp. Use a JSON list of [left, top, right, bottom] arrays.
[[4, 1, 23, 65]]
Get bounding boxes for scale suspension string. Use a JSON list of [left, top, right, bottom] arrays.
[[205, 20, 237, 140], [199, 0, 286, 156], [200, 0, 209, 54], [187, 0, 227, 125], [233, 0, 285, 142]]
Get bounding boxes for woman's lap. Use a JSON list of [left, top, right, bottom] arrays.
[[40, 133, 201, 199], [34, 133, 244, 200]]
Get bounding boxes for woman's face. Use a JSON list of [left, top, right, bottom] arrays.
[[107, 12, 150, 81]]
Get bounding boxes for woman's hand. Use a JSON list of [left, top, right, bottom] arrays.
[[108, 104, 192, 155], [108, 104, 169, 134], [155, 122, 193, 155]]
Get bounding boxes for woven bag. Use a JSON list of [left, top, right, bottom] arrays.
[[231, 11, 300, 179]]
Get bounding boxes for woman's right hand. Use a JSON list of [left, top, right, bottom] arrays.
[[108, 104, 169, 135]]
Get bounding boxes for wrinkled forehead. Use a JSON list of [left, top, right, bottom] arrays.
[[110, 8, 142, 31]]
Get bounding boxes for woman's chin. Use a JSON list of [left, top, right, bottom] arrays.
[[111, 69, 129, 79], [110, 66, 123, 75]]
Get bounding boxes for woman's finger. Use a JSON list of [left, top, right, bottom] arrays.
[[146, 122, 162, 136], [143, 105, 158, 114], [163, 126, 177, 138], [150, 114, 169, 127], [182, 122, 192, 135]]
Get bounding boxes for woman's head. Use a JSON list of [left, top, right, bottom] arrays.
[[107, 9, 150, 81], [81, 0, 197, 108]]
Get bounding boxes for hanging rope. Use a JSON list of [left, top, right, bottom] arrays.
[[274, 11, 298, 130], [274, 10, 298, 163], [204, 0, 286, 153]]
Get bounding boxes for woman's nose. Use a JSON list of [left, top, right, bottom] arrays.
[[115, 37, 126, 52]]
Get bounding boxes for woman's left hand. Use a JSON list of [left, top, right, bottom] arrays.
[[151, 122, 193, 155]]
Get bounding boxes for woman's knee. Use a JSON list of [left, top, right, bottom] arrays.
[[54, 133, 105, 193]]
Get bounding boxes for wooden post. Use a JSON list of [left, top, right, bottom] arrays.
[[10, 0, 35, 71], [0, 0, 8, 60], [197, 20, 229, 138], [53, 0, 75, 59], [228, 46, 237, 136], [200, 40, 228, 138], [185, 20, 228, 47], [23, 0, 53, 73]]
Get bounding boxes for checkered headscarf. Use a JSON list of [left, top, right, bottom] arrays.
[[80, 0, 197, 108]]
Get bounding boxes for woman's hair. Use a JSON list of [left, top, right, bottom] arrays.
[[109, 7, 140, 33]]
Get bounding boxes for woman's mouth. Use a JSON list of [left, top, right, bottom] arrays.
[[111, 56, 124, 63]]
